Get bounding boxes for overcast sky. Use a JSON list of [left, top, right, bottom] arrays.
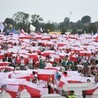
[[0, 0, 98, 23]]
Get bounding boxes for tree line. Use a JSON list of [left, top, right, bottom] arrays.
[[3, 11, 98, 34]]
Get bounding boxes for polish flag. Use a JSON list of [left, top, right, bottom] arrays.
[[0, 66, 14, 71], [38, 69, 56, 81], [45, 67, 60, 71], [6, 84, 19, 92], [24, 81, 41, 97], [10, 73, 32, 81], [58, 72, 69, 87], [58, 76, 69, 87]]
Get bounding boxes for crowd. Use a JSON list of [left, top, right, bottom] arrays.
[[0, 32, 98, 98], [1, 38, 98, 77]]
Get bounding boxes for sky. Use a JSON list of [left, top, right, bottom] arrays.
[[0, 0, 98, 23]]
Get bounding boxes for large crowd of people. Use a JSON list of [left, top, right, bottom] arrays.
[[0, 32, 98, 98]]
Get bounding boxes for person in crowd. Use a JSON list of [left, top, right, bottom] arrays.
[[90, 52, 96, 64], [28, 58, 33, 69], [55, 75, 62, 95], [32, 71, 38, 79], [61, 58, 67, 69], [77, 61, 84, 73], [47, 78, 58, 94], [94, 75, 98, 83], [68, 91, 76, 98], [62, 71, 68, 77], [1, 32, 98, 98], [3, 53, 8, 62], [39, 56, 45, 69], [32, 71, 38, 84], [20, 56, 25, 70], [91, 67, 97, 76], [8, 56, 12, 66], [87, 79, 91, 83], [12, 56, 17, 67], [95, 51, 98, 64]]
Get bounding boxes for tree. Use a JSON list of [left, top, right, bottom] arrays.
[[64, 17, 70, 29], [95, 22, 98, 31], [59, 22, 66, 30], [58, 17, 70, 33], [71, 28, 77, 34], [13, 11, 29, 24], [44, 22, 55, 32], [89, 23, 97, 33], [81, 15, 91, 25], [31, 14, 43, 31], [61, 28, 67, 34], [12, 11, 29, 31], [76, 20, 83, 29], [4, 18, 15, 25], [4, 18, 15, 28], [4, 18, 15, 32]]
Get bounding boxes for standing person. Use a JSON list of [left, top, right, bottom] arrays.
[[95, 51, 98, 64], [28, 58, 33, 69], [3, 53, 8, 62], [56, 75, 62, 95], [91, 67, 97, 76], [20, 56, 25, 70], [39, 57, 45, 69], [96, 66, 98, 76], [83, 60, 90, 76], [77, 61, 84, 74], [12, 56, 17, 68], [61, 58, 67, 69], [90, 52, 96, 64], [8, 55, 13, 66], [51, 80, 58, 94], [94, 75, 98, 83], [48, 79, 58, 94]]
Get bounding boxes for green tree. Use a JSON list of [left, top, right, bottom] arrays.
[[83, 25, 89, 33], [95, 22, 98, 31], [71, 28, 77, 34], [59, 22, 66, 30], [61, 28, 67, 34], [89, 23, 97, 33], [4, 18, 15, 29], [4, 18, 15, 32], [13, 11, 29, 24], [64, 17, 70, 29], [31, 14, 43, 31], [69, 22, 77, 34], [44, 22, 55, 32], [4, 18, 15, 25], [59, 17, 70, 34], [76, 20, 83, 29], [59, 17, 69, 30], [81, 15, 91, 25], [12, 11, 29, 31]]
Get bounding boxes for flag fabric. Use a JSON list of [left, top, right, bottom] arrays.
[[38, 69, 57, 81]]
